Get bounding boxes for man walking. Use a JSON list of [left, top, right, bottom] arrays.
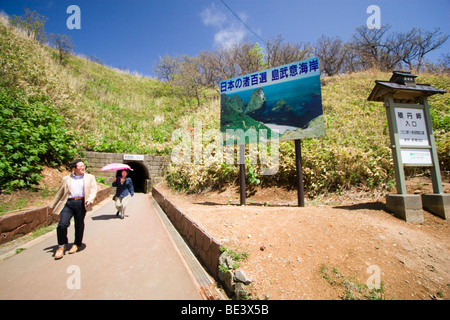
[[50, 160, 97, 259]]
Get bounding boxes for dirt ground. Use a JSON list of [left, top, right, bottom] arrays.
[[156, 176, 450, 300]]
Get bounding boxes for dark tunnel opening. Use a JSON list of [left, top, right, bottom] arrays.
[[121, 161, 149, 193]]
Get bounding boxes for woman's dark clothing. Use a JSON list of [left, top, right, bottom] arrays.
[[113, 177, 134, 197]]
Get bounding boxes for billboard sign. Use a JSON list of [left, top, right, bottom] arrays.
[[220, 57, 325, 144]]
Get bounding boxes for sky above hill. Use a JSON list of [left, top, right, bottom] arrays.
[[1, 0, 449, 77]]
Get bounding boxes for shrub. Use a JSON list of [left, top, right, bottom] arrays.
[[0, 89, 77, 192]]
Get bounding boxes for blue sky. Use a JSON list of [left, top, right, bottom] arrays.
[[1, 0, 449, 77]]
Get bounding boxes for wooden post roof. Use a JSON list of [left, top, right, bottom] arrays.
[[368, 71, 447, 103]]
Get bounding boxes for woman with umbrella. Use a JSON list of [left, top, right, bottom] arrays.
[[101, 163, 135, 220], [112, 169, 134, 219]]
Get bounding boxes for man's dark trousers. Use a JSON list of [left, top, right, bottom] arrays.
[[57, 199, 86, 246]]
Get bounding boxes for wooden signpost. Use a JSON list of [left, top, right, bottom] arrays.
[[368, 71, 448, 221]]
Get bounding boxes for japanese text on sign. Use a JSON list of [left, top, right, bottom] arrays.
[[395, 108, 429, 146], [220, 57, 320, 94], [401, 149, 432, 166]]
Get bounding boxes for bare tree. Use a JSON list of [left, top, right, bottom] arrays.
[[49, 33, 73, 65], [348, 25, 448, 73], [266, 34, 312, 68], [153, 55, 181, 83], [314, 35, 346, 76], [401, 28, 449, 72], [174, 55, 205, 109], [341, 42, 363, 73], [420, 53, 450, 74], [154, 54, 205, 108], [214, 46, 241, 80], [154, 24, 447, 104], [349, 24, 402, 71], [214, 42, 266, 78], [233, 42, 266, 75], [197, 51, 225, 93], [195, 42, 267, 93]]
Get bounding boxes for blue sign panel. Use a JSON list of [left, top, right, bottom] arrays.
[[220, 57, 325, 143]]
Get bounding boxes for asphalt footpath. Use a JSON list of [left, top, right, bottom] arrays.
[[0, 193, 211, 300]]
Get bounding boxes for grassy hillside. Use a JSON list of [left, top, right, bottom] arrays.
[[167, 71, 449, 196], [0, 14, 202, 157], [1, 15, 448, 195], [62, 54, 196, 155]]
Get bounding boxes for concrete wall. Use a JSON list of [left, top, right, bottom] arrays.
[[152, 185, 222, 279], [83, 151, 169, 193], [0, 187, 113, 245]]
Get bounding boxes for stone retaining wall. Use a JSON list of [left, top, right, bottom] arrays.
[[0, 187, 113, 245], [152, 185, 222, 279], [84, 151, 169, 193]]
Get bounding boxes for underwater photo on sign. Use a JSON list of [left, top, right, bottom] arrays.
[[220, 57, 325, 144]]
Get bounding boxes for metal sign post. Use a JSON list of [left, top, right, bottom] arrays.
[[239, 144, 246, 206], [294, 140, 305, 207]]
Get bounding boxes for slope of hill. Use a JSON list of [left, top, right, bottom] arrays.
[[0, 14, 199, 157], [1, 14, 448, 196]]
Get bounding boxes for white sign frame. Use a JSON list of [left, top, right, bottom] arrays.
[[400, 149, 432, 166], [394, 107, 429, 146], [123, 154, 144, 161]]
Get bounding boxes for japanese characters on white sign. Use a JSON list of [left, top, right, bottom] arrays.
[[401, 149, 432, 165], [394, 107, 432, 166], [123, 154, 144, 161], [395, 108, 429, 146]]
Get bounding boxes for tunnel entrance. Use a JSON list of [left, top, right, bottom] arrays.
[[85, 151, 169, 194], [123, 161, 149, 193]]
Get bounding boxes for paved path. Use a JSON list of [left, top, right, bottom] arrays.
[[0, 194, 204, 300]]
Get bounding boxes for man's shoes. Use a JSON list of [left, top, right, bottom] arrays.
[[55, 246, 65, 259], [68, 244, 78, 254]]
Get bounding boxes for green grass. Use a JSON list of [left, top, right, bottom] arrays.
[[0, 15, 203, 157], [320, 265, 386, 300], [0, 198, 29, 215], [0, 188, 57, 215], [166, 69, 449, 196], [220, 246, 250, 270]]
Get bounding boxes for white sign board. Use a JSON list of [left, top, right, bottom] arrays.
[[395, 108, 429, 146], [123, 154, 144, 161], [401, 149, 432, 166]]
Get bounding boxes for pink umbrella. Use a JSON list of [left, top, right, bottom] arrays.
[[100, 163, 133, 171]]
